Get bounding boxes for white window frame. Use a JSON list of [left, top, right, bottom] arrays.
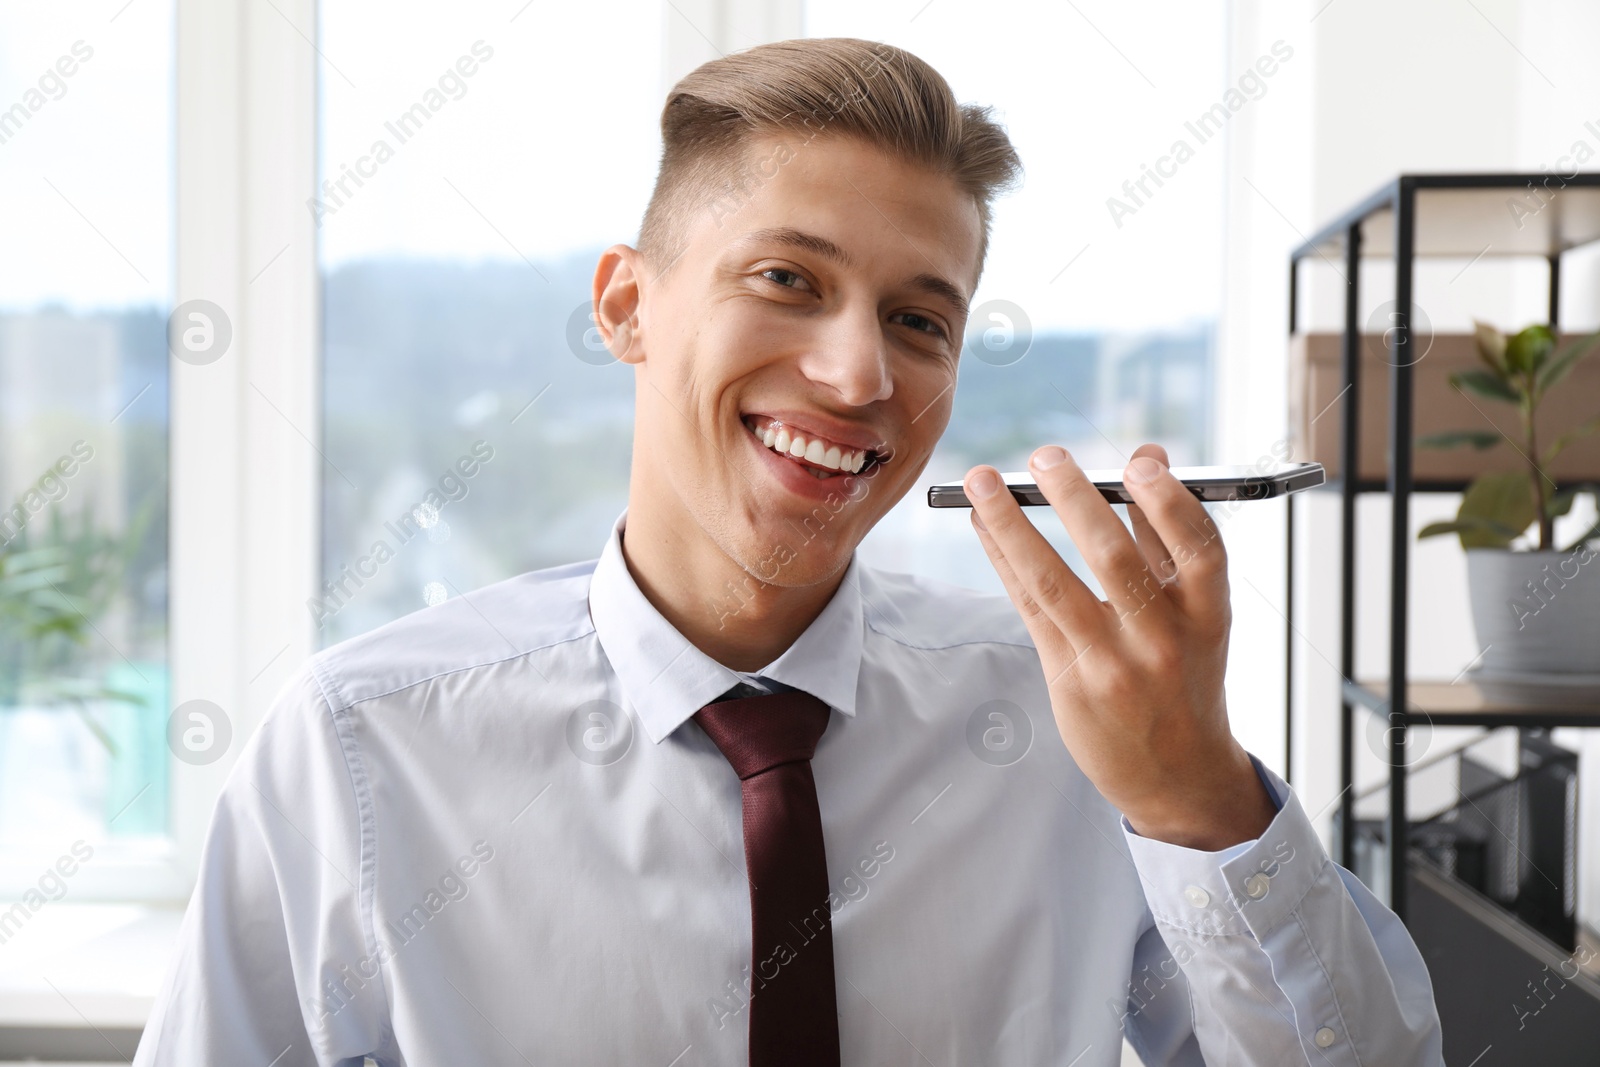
[[0, 0, 319, 902], [161, 0, 323, 902]]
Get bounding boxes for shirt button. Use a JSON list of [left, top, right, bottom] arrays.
[[1314, 1026, 1337, 1048], [1183, 885, 1210, 909], [1244, 872, 1271, 899]]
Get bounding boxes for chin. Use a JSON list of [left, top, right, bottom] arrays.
[[713, 499, 868, 590]]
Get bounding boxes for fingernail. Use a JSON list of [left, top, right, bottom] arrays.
[[968, 469, 1000, 500], [1031, 445, 1067, 470], [1128, 456, 1163, 484]]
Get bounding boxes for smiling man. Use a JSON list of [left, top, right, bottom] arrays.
[[135, 37, 1443, 1067]]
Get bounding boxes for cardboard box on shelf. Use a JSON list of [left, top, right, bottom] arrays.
[[1289, 331, 1600, 483]]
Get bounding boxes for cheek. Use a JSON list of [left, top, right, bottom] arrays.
[[900, 359, 957, 428], [692, 301, 799, 383]]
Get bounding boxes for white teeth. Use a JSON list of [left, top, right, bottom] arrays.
[[748, 417, 876, 477]]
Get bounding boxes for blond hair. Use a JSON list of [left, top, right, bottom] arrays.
[[638, 37, 1021, 277]]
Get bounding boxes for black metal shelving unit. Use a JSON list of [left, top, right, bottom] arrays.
[[1284, 172, 1600, 922]]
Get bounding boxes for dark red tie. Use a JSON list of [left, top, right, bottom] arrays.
[[694, 684, 841, 1067]]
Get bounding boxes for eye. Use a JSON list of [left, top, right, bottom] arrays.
[[760, 267, 813, 292], [892, 312, 946, 340]]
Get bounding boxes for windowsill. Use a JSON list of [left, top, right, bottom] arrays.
[[0, 903, 181, 1029]]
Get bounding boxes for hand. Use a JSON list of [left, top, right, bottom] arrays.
[[964, 444, 1275, 851]]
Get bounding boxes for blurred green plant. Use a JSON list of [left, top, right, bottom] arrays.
[[0, 500, 154, 752], [1418, 321, 1600, 552]]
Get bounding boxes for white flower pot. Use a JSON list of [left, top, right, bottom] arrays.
[[1465, 547, 1600, 692]]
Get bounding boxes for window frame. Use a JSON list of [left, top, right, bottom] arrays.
[[0, 0, 319, 903]]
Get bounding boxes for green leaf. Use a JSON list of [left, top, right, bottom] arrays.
[[1450, 369, 1521, 403], [1540, 411, 1600, 466], [69, 703, 119, 759], [1546, 485, 1582, 519], [1418, 517, 1521, 549], [1473, 320, 1507, 374], [1505, 323, 1556, 373], [1417, 429, 1502, 450], [1457, 471, 1538, 547], [1534, 328, 1600, 396]]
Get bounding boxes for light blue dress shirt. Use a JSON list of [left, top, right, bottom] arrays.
[[134, 510, 1443, 1065]]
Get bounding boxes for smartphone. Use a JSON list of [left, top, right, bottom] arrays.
[[926, 462, 1325, 507]]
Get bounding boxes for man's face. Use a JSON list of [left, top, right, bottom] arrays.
[[615, 132, 982, 590]]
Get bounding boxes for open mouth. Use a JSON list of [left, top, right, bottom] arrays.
[[741, 415, 889, 480]]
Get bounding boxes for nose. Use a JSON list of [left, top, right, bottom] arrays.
[[795, 305, 894, 407]]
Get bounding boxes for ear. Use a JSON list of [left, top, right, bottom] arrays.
[[592, 244, 646, 365]]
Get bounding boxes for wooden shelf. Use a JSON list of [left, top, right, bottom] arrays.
[[1346, 678, 1600, 727]]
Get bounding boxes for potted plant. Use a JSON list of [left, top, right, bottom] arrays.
[[1419, 321, 1600, 701], [0, 503, 155, 823]]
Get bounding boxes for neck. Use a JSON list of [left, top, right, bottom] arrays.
[[618, 504, 846, 674]]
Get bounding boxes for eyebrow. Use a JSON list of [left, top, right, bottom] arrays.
[[738, 226, 970, 319], [906, 272, 970, 320]]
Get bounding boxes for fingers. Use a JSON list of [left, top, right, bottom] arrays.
[[968, 508, 1079, 664], [964, 464, 1106, 648], [1120, 451, 1229, 631], [1125, 443, 1176, 583], [1024, 446, 1167, 629]]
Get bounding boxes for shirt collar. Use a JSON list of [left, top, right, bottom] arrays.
[[587, 509, 862, 744]]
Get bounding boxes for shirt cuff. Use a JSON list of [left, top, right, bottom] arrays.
[[1120, 756, 1329, 941]]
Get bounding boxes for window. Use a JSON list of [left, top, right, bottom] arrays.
[[317, 0, 663, 646], [0, 4, 174, 881]]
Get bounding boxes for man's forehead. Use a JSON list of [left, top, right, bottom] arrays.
[[711, 132, 983, 286]]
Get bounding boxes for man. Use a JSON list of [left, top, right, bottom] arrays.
[[136, 37, 1442, 1066]]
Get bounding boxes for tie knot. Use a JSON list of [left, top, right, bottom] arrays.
[[693, 688, 832, 780]]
